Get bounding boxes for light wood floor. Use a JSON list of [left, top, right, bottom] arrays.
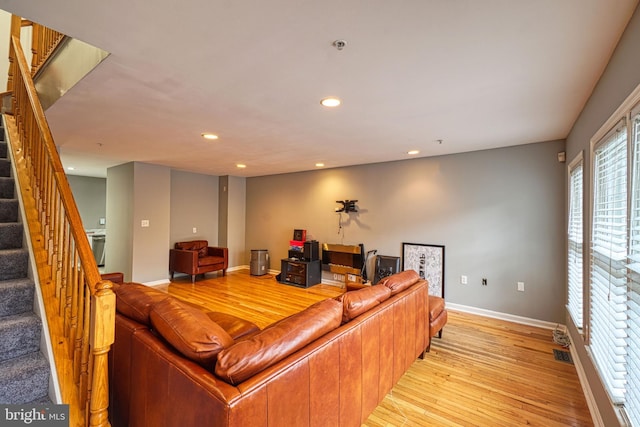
[[157, 270, 593, 427]]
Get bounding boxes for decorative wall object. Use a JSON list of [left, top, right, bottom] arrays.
[[402, 242, 445, 298], [335, 200, 358, 213]]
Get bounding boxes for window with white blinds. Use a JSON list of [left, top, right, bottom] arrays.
[[589, 119, 627, 403], [625, 107, 640, 426], [568, 156, 584, 329]]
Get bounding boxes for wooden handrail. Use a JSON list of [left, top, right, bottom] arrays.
[[5, 30, 114, 427], [6, 16, 65, 92]]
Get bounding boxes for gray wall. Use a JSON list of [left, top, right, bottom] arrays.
[[565, 5, 640, 427], [106, 164, 222, 282], [170, 170, 219, 245], [227, 176, 246, 267], [246, 139, 566, 323], [106, 162, 134, 281], [219, 175, 247, 267], [131, 163, 170, 283], [67, 175, 106, 230]]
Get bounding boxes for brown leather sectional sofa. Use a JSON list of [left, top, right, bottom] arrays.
[[109, 270, 430, 427]]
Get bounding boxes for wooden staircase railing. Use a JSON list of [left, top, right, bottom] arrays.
[[6, 15, 65, 92], [4, 25, 114, 427]]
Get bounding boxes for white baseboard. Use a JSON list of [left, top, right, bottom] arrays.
[[143, 280, 169, 287], [568, 344, 605, 427], [446, 302, 565, 330]]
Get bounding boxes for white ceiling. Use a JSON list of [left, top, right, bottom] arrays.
[[0, 0, 637, 178]]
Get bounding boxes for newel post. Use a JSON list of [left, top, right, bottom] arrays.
[[89, 280, 115, 427]]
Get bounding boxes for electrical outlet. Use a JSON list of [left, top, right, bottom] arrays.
[[517, 281, 525, 292], [192, 227, 197, 234], [482, 278, 487, 286], [460, 275, 468, 285], [141, 219, 149, 227]]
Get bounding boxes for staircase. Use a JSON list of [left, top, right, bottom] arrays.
[[0, 115, 50, 404]]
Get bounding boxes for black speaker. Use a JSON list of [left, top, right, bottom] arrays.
[[303, 240, 320, 261], [373, 255, 400, 284]]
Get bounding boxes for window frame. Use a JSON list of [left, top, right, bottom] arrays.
[[587, 82, 640, 425], [567, 151, 584, 330]]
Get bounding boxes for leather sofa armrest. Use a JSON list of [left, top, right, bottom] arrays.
[[207, 247, 228, 268], [169, 249, 199, 272], [101, 272, 124, 284]]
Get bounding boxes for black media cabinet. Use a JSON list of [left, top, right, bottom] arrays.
[[279, 259, 321, 288]]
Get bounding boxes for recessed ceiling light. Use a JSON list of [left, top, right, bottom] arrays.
[[67, 166, 75, 171], [320, 97, 341, 107], [315, 163, 325, 167], [201, 133, 219, 140], [236, 164, 246, 169], [407, 150, 420, 155]]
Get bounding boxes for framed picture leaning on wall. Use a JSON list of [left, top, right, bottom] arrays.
[[401, 242, 445, 298]]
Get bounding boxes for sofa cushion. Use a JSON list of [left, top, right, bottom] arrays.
[[429, 295, 446, 319], [175, 240, 208, 258], [206, 311, 261, 340], [378, 270, 420, 295], [150, 298, 234, 369], [215, 298, 343, 385], [199, 256, 224, 267], [336, 284, 391, 323], [114, 282, 169, 325]]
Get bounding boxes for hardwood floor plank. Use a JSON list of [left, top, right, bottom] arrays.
[[153, 270, 592, 426]]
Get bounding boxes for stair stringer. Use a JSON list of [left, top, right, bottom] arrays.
[[5, 119, 62, 404]]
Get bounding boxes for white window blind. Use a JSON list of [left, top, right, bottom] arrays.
[[590, 119, 627, 403], [625, 108, 640, 426], [568, 158, 584, 328]]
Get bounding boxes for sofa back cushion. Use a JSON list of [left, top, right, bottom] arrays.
[[378, 270, 420, 295], [175, 240, 208, 258], [336, 284, 391, 323], [114, 282, 169, 325], [150, 298, 234, 370], [215, 298, 343, 385]]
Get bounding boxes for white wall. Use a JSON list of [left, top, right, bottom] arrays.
[[0, 10, 33, 90]]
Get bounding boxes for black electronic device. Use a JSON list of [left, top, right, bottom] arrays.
[[373, 255, 400, 284], [321, 243, 365, 272], [303, 240, 320, 261], [289, 240, 319, 261], [279, 259, 321, 288]]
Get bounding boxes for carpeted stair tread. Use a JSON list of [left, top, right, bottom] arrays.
[[0, 177, 14, 198], [0, 248, 28, 280], [0, 278, 34, 318], [0, 198, 18, 222], [0, 313, 42, 362], [27, 395, 53, 405], [0, 352, 49, 404], [0, 159, 9, 178], [0, 222, 23, 249], [0, 120, 51, 406]]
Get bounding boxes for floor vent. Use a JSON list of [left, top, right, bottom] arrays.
[[553, 349, 573, 364]]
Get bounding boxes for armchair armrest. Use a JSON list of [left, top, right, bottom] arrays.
[[207, 247, 228, 269], [169, 249, 199, 273]]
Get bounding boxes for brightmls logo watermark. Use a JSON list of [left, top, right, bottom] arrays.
[[0, 405, 69, 426]]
